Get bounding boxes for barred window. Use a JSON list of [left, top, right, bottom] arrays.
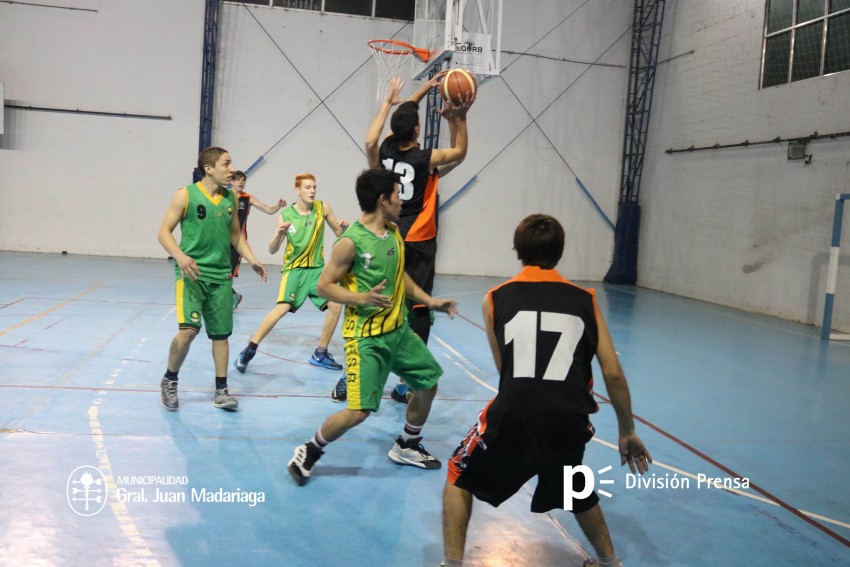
[[229, 0, 414, 21], [761, 0, 850, 88]]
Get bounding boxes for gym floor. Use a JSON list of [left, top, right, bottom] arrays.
[[1, 251, 848, 566]]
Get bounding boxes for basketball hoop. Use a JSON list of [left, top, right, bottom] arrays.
[[368, 39, 430, 101]]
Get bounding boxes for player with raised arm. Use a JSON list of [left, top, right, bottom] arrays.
[[332, 73, 473, 403]]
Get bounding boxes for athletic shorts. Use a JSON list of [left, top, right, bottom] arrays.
[[343, 323, 442, 411], [175, 277, 233, 340], [447, 401, 599, 514], [276, 267, 327, 312], [404, 238, 437, 297]]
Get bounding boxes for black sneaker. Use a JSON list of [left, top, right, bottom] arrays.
[[387, 435, 441, 469], [234, 345, 256, 373], [160, 377, 178, 411], [288, 443, 324, 486], [390, 382, 413, 404], [330, 375, 347, 403]]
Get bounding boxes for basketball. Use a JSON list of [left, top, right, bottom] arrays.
[[440, 69, 477, 107]]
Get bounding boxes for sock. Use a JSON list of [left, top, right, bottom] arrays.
[[164, 370, 178, 381], [314, 346, 327, 355], [247, 341, 258, 351], [442, 560, 463, 567], [401, 422, 422, 442], [310, 429, 328, 449], [215, 377, 227, 390], [598, 555, 622, 567]]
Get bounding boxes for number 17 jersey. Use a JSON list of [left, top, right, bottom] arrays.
[[486, 265, 600, 418]]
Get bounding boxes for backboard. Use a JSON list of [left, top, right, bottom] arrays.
[[412, 0, 502, 84]]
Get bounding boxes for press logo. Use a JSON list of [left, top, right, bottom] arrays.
[[563, 465, 614, 511], [67, 466, 107, 516]]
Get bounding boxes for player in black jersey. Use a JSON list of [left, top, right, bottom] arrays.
[[441, 215, 651, 567], [229, 170, 286, 310], [341, 74, 472, 403]]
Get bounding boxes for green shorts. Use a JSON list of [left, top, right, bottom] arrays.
[[276, 267, 327, 312], [176, 277, 233, 339], [344, 323, 443, 411]]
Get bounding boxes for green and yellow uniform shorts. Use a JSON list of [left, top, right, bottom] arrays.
[[175, 277, 233, 339], [343, 323, 443, 411], [276, 267, 328, 312]]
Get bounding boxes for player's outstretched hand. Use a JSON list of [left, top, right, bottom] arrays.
[[427, 69, 449, 90], [363, 279, 394, 309], [277, 198, 287, 209], [338, 219, 350, 230], [430, 298, 459, 319], [177, 254, 201, 281], [619, 433, 652, 475], [251, 261, 268, 283], [385, 76, 406, 105]]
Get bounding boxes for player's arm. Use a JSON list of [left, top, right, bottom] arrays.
[[315, 238, 379, 307], [429, 99, 471, 168], [268, 215, 291, 255], [406, 69, 447, 104], [157, 188, 200, 281], [230, 210, 267, 282], [403, 272, 458, 318], [322, 202, 349, 237], [436, 104, 466, 177], [481, 294, 502, 372], [595, 303, 651, 474], [250, 195, 286, 214], [365, 76, 405, 168]]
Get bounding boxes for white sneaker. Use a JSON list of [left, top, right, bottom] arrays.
[[388, 435, 441, 470]]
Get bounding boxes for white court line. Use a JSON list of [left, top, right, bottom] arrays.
[[433, 333, 850, 531]]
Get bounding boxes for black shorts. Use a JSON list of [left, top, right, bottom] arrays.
[[404, 238, 436, 297], [447, 401, 599, 514]]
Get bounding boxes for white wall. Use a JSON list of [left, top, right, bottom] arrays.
[[641, 1, 850, 330], [213, 1, 630, 278], [0, 0, 629, 280], [0, 0, 205, 257]]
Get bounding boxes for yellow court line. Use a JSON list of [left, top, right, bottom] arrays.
[[0, 284, 102, 337]]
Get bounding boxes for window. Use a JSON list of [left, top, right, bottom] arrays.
[[761, 0, 850, 87], [229, 0, 414, 20]]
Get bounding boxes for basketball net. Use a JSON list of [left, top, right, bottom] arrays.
[[368, 39, 429, 101]]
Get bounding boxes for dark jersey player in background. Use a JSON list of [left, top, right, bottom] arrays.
[[229, 170, 286, 310], [440, 214, 651, 567], [329, 73, 472, 404]]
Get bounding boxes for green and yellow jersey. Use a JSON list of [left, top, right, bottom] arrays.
[[339, 221, 406, 339], [175, 182, 236, 284], [281, 200, 325, 271]]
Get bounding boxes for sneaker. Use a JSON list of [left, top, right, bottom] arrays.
[[288, 443, 324, 486], [213, 388, 239, 410], [390, 382, 413, 404], [331, 375, 347, 403], [234, 345, 256, 373], [583, 558, 623, 567], [309, 349, 343, 370], [232, 291, 243, 311], [388, 435, 441, 470], [160, 377, 178, 411]]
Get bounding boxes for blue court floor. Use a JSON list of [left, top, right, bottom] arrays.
[[1, 251, 848, 566]]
